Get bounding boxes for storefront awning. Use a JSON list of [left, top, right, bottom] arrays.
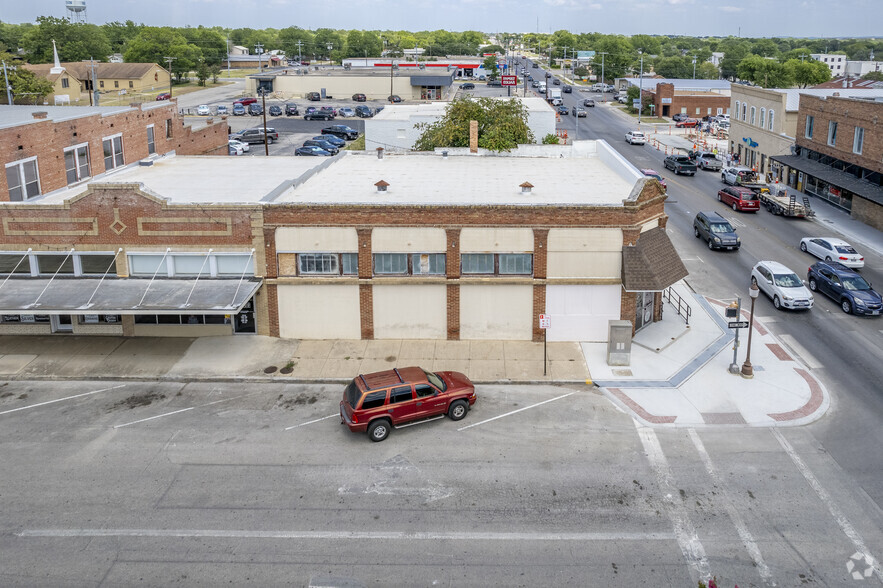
[[770, 155, 883, 206], [622, 227, 689, 292], [0, 277, 262, 315]]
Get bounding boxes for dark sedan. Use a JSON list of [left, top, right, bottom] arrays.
[[304, 111, 335, 121], [556, 105, 569, 115], [295, 146, 332, 156], [303, 139, 339, 154], [285, 103, 299, 116], [388, 95, 403, 103], [355, 105, 373, 118], [460, 82, 475, 90], [312, 134, 345, 147], [268, 105, 283, 116], [807, 261, 882, 315], [352, 93, 367, 102], [321, 125, 359, 140]]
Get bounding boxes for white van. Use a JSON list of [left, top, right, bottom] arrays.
[[538, 82, 547, 93]]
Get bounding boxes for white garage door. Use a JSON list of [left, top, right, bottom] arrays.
[[546, 285, 621, 342], [460, 285, 533, 340], [277, 284, 361, 339]]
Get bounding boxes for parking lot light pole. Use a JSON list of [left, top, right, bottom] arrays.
[[598, 51, 608, 86], [741, 284, 760, 378]]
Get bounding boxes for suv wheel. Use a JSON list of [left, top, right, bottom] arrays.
[[841, 299, 852, 314], [448, 400, 468, 421], [773, 295, 781, 310], [732, 203, 738, 211], [267, 137, 274, 145], [808, 278, 817, 291], [694, 227, 700, 238], [799, 242, 808, 252], [707, 239, 715, 250], [368, 420, 390, 442]]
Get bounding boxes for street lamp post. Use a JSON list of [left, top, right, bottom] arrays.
[[638, 50, 644, 125], [598, 51, 608, 86], [741, 284, 760, 378], [327, 43, 333, 65], [692, 55, 697, 80]]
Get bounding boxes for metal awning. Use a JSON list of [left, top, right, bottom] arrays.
[[0, 277, 262, 315], [770, 155, 883, 206]]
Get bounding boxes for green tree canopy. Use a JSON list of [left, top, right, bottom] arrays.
[[102, 20, 142, 54], [21, 16, 111, 63], [7, 66, 54, 104], [862, 71, 883, 81], [278, 27, 314, 61], [123, 27, 200, 81], [785, 58, 830, 88], [414, 97, 534, 152], [654, 56, 692, 79], [737, 54, 793, 87], [182, 27, 227, 67], [696, 62, 720, 79]]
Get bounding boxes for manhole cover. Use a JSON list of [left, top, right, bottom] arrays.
[[280, 367, 293, 374], [264, 366, 278, 374]]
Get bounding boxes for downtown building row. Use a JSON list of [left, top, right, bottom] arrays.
[[0, 141, 686, 341]]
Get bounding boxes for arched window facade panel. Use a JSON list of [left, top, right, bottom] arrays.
[[768, 109, 774, 131], [742, 103, 747, 121], [750, 106, 756, 126], [759, 108, 766, 128]]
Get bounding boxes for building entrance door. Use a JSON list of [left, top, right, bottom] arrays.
[[233, 299, 256, 334], [51, 314, 74, 333], [634, 292, 654, 332]]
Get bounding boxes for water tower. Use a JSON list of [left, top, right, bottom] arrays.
[[65, 0, 87, 23]]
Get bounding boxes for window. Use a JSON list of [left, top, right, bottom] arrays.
[[297, 253, 357, 275], [128, 81, 134, 88], [165, 119, 173, 139], [360, 391, 387, 410], [78, 254, 117, 275], [750, 106, 756, 125], [372, 253, 444, 275], [853, 127, 864, 154], [415, 383, 435, 398], [146, 126, 155, 155], [0, 251, 116, 276], [741, 103, 747, 121], [734, 101, 740, 119], [389, 385, 413, 404], [827, 121, 838, 146], [759, 108, 765, 128], [805, 115, 814, 139], [61, 77, 69, 88], [102, 134, 124, 171], [373, 253, 408, 274], [99, 80, 104, 88], [114, 80, 119, 88], [462, 253, 532, 276], [5, 158, 41, 201], [35, 254, 74, 275], [768, 110, 774, 131], [128, 252, 254, 278], [411, 253, 445, 275], [696, 107, 701, 115], [64, 144, 91, 185]]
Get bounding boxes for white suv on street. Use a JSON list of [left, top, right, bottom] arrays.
[[751, 261, 814, 310], [625, 130, 646, 145]]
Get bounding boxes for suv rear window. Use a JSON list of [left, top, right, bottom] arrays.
[[360, 390, 387, 409], [344, 381, 360, 407]]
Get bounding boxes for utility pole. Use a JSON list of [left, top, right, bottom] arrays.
[[260, 88, 269, 156], [2, 60, 13, 105], [255, 43, 264, 73], [163, 56, 176, 99], [638, 50, 644, 125], [561, 45, 569, 80], [548, 43, 553, 69], [598, 51, 608, 86], [799, 53, 807, 62], [226, 36, 231, 78], [692, 55, 697, 79], [296, 40, 303, 65]]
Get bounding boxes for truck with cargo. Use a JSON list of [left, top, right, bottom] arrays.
[[721, 168, 812, 217], [548, 88, 562, 105]]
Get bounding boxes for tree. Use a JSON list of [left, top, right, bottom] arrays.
[[629, 35, 661, 56], [102, 20, 142, 54], [696, 62, 720, 80], [737, 54, 793, 87], [123, 27, 201, 82], [481, 44, 504, 55], [278, 27, 314, 62], [482, 55, 498, 79], [8, 67, 53, 104], [862, 71, 883, 81], [542, 133, 560, 145], [21, 16, 111, 64], [574, 65, 589, 79], [592, 36, 634, 81], [654, 56, 691, 79], [414, 97, 534, 152], [718, 39, 751, 80], [785, 59, 830, 88], [182, 27, 227, 67]]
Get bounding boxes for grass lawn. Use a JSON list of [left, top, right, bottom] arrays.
[[91, 81, 234, 106], [345, 135, 365, 151], [611, 104, 669, 123]]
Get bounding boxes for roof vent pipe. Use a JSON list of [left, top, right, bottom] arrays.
[[376, 147, 384, 159]]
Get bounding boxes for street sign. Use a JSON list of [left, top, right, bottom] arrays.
[[502, 75, 517, 86], [632, 99, 641, 108], [728, 321, 749, 329], [539, 314, 551, 329]]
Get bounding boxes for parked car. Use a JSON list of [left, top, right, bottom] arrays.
[[232, 104, 246, 116], [799, 238, 864, 268], [228, 143, 243, 156], [312, 134, 345, 148], [338, 107, 356, 118], [303, 139, 339, 154], [355, 105, 373, 118], [284, 103, 299, 116], [807, 261, 881, 315], [478, 75, 486, 80], [295, 145, 332, 156], [233, 97, 258, 106], [248, 103, 263, 116], [321, 125, 359, 140], [304, 106, 318, 115], [751, 261, 814, 310], [488, 80, 502, 87], [231, 127, 278, 145], [693, 211, 740, 250], [640, 169, 666, 192], [339, 366, 476, 442], [306, 92, 321, 101], [672, 113, 689, 122], [721, 166, 755, 186], [388, 95, 403, 103], [718, 186, 759, 212], [319, 106, 337, 117], [531, 80, 540, 88], [228, 139, 250, 153], [663, 154, 697, 176], [563, 85, 572, 93], [532, 63, 538, 68], [690, 151, 723, 171], [352, 93, 367, 102], [625, 130, 646, 145], [268, 105, 283, 116], [675, 118, 699, 128], [216, 105, 228, 115], [572, 106, 587, 117], [460, 82, 475, 90], [155, 92, 171, 101], [583, 98, 595, 107], [196, 104, 211, 116], [304, 111, 334, 121], [556, 105, 569, 115]]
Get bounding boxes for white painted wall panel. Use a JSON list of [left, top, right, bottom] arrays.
[[276, 227, 358, 252], [277, 284, 361, 339], [372, 228, 446, 252], [460, 228, 534, 252], [545, 284, 620, 342], [373, 284, 447, 339], [460, 285, 533, 340]]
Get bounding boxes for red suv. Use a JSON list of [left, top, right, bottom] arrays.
[[718, 186, 759, 212], [340, 367, 476, 442], [233, 97, 258, 106]]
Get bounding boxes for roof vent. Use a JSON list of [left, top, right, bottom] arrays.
[[833, 92, 840, 97], [32, 111, 48, 120], [442, 150, 448, 158], [520, 181, 534, 193], [139, 159, 154, 167], [376, 147, 384, 159], [375, 180, 389, 192]]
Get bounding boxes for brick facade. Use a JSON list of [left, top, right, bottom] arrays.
[[1, 103, 228, 202], [650, 83, 730, 120], [796, 95, 883, 173]]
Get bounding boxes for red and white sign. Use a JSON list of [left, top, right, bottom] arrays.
[[539, 314, 551, 329], [501, 75, 517, 86]]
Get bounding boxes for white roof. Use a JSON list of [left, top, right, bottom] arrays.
[[372, 97, 553, 121], [0, 104, 141, 129], [30, 142, 643, 208], [620, 78, 731, 91]]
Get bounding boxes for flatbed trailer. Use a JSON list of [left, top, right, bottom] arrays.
[[757, 185, 814, 217]]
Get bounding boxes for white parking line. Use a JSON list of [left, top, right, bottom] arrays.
[[285, 414, 338, 430], [19, 528, 675, 541], [772, 429, 882, 582], [112, 394, 255, 429], [457, 392, 574, 431], [0, 384, 126, 416], [688, 429, 775, 586]]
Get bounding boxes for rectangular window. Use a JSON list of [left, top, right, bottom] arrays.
[[373, 253, 408, 275], [128, 81, 134, 88], [768, 110, 774, 131], [215, 254, 254, 276], [61, 77, 69, 88], [299, 253, 339, 274], [411, 253, 445, 275], [128, 254, 168, 276], [462, 253, 532, 276], [114, 80, 119, 88], [128, 252, 253, 277], [696, 107, 701, 115], [805, 115, 814, 139], [741, 103, 747, 121], [146, 126, 155, 155], [0, 253, 33, 274], [853, 127, 864, 154], [78, 254, 116, 275], [499, 254, 532, 275], [759, 108, 765, 128], [171, 255, 211, 276], [5, 158, 41, 201], [36, 254, 75, 275], [99, 80, 104, 88], [102, 135, 124, 171], [827, 121, 838, 146], [750, 106, 756, 125], [461, 253, 494, 274], [165, 119, 173, 139], [341, 253, 358, 275], [64, 144, 91, 185]]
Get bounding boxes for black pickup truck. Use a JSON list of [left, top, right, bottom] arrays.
[[663, 154, 698, 176]]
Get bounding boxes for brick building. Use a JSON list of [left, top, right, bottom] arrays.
[[1, 103, 229, 203], [648, 83, 731, 120], [0, 144, 687, 340], [771, 94, 883, 230]]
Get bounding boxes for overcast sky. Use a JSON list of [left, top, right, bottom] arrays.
[[5, 0, 882, 39]]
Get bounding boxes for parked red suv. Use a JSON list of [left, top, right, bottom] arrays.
[[718, 186, 759, 212], [340, 366, 476, 442], [233, 97, 258, 106]]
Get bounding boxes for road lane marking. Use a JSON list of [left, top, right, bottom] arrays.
[[457, 392, 574, 431], [688, 429, 776, 586], [285, 414, 338, 430], [636, 423, 711, 583], [112, 393, 256, 429], [772, 429, 882, 583], [0, 384, 127, 416], [18, 528, 675, 541]]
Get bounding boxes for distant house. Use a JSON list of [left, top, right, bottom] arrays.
[[23, 61, 171, 103]]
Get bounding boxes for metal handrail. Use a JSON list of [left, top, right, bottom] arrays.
[[663, 286, 691, 326]]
